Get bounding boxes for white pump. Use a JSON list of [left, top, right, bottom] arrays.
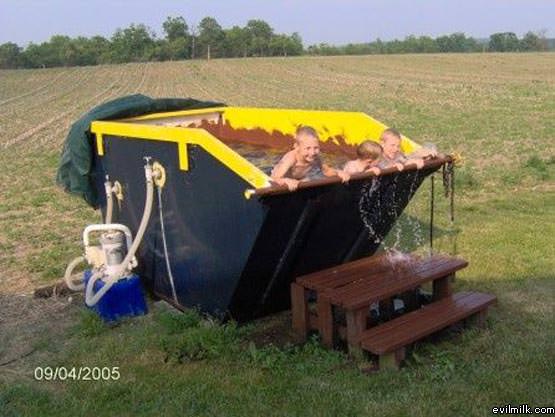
[[64, 158, 162, 306], [82, 223, 136, 306]]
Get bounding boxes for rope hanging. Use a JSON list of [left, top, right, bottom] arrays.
[[429, 174, 435, 254], [442, 160, 455, 223]]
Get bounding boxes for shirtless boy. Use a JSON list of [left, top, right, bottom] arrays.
[[380, 128, 437, 170], [343, 140, 382, 175], [271, 126, 349, 191]]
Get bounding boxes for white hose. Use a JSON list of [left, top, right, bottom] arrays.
[[84, 269, 105, 306], [157, 185, 178, 304], [64, 255, 86, 291], [85, 163, 155, 306], [104, 180, 114, 224]]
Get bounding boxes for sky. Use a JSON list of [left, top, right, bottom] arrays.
[[0, 0, 553, 46]]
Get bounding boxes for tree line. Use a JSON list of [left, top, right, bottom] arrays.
[[308, 31, 551, 56], [0, 16, 303, 69], [0, 17, 551, 70]]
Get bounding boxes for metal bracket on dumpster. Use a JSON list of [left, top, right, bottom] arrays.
[[152, 162, 167, 188]]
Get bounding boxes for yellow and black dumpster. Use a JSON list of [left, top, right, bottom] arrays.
[[58, 95, 449, 321]]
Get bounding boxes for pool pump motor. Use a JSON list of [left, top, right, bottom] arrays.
[[81, 224, 147, 322], [64, 159, 164, 322]]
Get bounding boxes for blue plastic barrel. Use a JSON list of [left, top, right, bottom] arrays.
[[84, 270, 148, 322]]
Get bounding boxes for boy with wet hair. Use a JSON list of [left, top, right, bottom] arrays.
[[271, 125, 350, 191], [343, 140, 383, 175], [379, 127, 437, 170]]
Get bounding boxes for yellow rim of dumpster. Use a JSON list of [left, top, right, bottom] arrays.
[[90, 121, 271, 189], [91, 106, 422, 190]]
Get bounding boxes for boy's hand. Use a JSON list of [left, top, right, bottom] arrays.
[[277, 178, 300, 191], [423, 148, 438, 158], [395, 162, 404, 171], [337, 170, 350, 183], [367, 167, 381, 176], [405, 158, 425, 169]]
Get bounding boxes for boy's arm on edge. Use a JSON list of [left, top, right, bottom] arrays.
[[271, 153, 294, 179], [323, 164, 350, 182], [322, 163, 338, 177]]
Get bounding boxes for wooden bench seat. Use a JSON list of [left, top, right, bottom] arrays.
[[328, 255, 468, 309], [291, 252, 393, 339], [291, 252, 469, 352], [359, 291, 497, 369], [297, 253, 392, 291], [317, 255, 467, 350]]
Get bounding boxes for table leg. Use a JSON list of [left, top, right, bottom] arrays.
[[346, 308, 367, 358], [291, 283, 309, 340], [317, 294, 334, 348], [433, 273, 454, 300]]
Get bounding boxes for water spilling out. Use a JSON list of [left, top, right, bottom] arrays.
[[405, 172, 426, 250], [385, 248, 415, 273], [358, 178, 384, 244], [357, 167, 432, 260]]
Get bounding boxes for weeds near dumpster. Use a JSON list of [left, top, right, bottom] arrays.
[[246, 335, 347, 374], [246, 342, 291, 370], [72, 309, 108, 338], [160, 317, 243, 363], [155, 309, 203, 334], [427, 350, 457, 382], [154, 308, 347, 371]]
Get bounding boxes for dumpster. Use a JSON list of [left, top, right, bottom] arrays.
[[83, 104, 447, 321]]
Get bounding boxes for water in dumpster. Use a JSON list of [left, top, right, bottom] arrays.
[[225, 142, 350, 175]]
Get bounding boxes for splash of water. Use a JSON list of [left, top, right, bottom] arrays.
[[385, 248, 418, 276], [358, 178, 383, 244], [358, 169, 429, 263], [386, 248, 412, 264], [405, 171, 426, 252], [383, 174, 402, 252]]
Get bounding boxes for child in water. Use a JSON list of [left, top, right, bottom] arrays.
[[271, 126, 349, 191], [343, 140, 382, 175], [380, 128, 437, 170]]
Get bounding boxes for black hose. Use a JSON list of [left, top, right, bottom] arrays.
[[442, 161, 455, 223], [430, 174, 435, 253], [450, 164, 455, 223]]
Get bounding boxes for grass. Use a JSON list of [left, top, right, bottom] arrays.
[[1, 53, 554, 416]]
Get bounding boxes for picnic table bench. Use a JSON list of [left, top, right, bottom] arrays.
[[291, 251, 496, 370]]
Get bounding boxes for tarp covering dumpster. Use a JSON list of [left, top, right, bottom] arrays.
[[56, 94, 223, 207]]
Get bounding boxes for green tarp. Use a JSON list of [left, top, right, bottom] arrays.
[[56, 94, 224, 208]]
